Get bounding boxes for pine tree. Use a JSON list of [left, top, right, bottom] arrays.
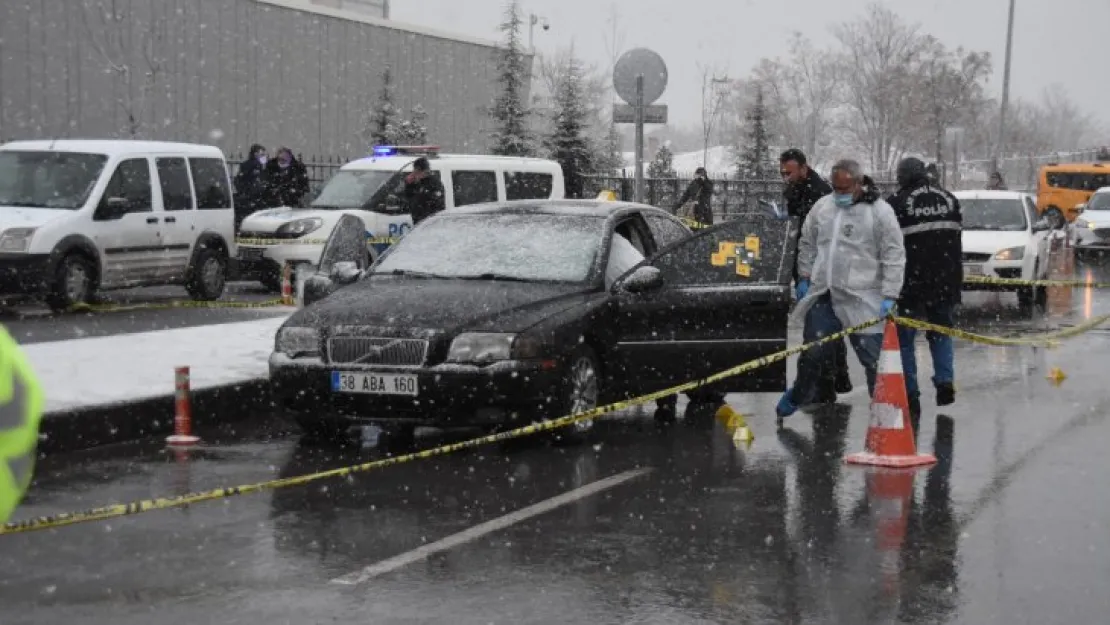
[[398, 105, 429, 144], [593, 122, 624, 174], [648, 143, 677, 179], [368, 65, 399, 147], [738, 85, 773, 179], [544, 52, 594, 198], [489, 1, 534, 156]]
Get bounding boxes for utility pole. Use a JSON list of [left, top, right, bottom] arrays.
[[993, 0, 1017, 175]]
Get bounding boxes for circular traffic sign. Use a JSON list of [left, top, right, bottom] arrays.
[[613, 48, 668, 106]]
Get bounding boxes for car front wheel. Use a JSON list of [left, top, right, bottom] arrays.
[[186, 247, 227, 301], [550, 346, 601, 445], [46, 253, 96, 312]]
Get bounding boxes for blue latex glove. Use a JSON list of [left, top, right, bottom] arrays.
[[795, 279, 810, 300], [880, 299, 896, 317]]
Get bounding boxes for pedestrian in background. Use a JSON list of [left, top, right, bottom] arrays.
[[776, 159, 906, 418], [264, 147, 310, 208], [779, 148, 853, 400], [403, 157, 446, 225], [675, 167, 714, 226], [887, 157, 962, 416], [986, 171, 1007, 190], [233, 144, 268, 230]]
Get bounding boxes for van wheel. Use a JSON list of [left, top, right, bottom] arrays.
[[1044, 207, 1066, 230], [186, 247, 227, 301], [46, 253, 96, 312]]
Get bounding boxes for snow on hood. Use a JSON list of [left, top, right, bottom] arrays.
[[962, 228, 1030, 254], [0, 207, 72, 230]]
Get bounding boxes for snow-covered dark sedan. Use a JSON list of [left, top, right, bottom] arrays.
[[269, 200, 794, 443]]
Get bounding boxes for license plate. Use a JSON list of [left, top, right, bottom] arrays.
[[239, 247, 264, 260], [963, 263, 984, 276], [331, 371, 419, 396]]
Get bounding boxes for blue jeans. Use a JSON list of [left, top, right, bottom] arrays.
[[790, 294, 883, 405], [896, 300, 955, 400]]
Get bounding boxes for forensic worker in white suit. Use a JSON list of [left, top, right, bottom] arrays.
[[776, 159, 906, 418]]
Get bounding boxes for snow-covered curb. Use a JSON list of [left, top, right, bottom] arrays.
[[25, 316, 290, 414]]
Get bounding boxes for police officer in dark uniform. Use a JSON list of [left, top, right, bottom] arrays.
[[403, 157, 446, 225], [887, 157, 962, 417], [779, 149, 853, 400]]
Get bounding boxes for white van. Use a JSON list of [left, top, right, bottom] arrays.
[[0, 140, 235, 310], [236, 146, 565, 290]]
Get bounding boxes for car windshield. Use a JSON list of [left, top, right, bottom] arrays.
[[311, 170, 397, 209], [0, 151, 108, 210], [1088, 193, 1110, 211], [372, 213, 604, 283], [960, 198, 1027, 231]]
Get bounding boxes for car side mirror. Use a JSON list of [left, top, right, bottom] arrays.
[[619, 266, 664, 294], [97, 197, 130, 220], [1076, 203, 1087, 213], [378, 194, 405, 213], [303, 275, 336, 307], [1031, 218, 1051, 232], [330, 260, 362, 285]]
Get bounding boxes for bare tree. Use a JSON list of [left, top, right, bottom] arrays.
[[751, 33, 840, 161], [911, 39, 992, 171], [81, 0, 166, 138], [697, 62, 730, 168], [833, 4, 928, 171]]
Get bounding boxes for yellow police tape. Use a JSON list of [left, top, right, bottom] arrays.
[[964, 275, 1110, 289], [8, 308, 1110, 536], [236, 236, 400, 247], [679, 217, 709, 230], [0, 317, 882, 535], [64, 298, 287, 315]]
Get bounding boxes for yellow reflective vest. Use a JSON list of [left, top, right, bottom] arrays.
[[0, 327, 44, 524]]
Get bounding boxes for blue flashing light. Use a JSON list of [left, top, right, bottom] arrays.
[[370, 145, 441, 158], [373, 145, 398, 156]]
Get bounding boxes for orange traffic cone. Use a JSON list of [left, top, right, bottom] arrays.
[[166, 366, 201, 447], [280, 262, 295, 306], [846, 320, 937, 468]]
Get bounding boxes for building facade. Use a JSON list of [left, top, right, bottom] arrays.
[[307, 0, 390, 19], [0, 0, 524, 159]]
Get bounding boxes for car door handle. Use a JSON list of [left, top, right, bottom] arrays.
[[164, 217, 176, 224], [146, 217, 158, 224]]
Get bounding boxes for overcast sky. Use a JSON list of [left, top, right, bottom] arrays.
[[393, 0, 1108, 130]]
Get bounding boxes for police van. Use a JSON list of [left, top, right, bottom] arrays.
[[236, 146, 565, 291]]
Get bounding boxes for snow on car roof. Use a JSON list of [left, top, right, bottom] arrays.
[[341, 154, 563, 170], [0, 139, 225, 158], [446, 200, 660, 218], [953, 190, 1031, 200]]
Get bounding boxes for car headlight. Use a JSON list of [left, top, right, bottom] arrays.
[[446, 333, 541, 364], [993, 246, 1024, 261], [0, 228, 36, 253], [276, 218, 323, 237], [275, 326, 320, 357]]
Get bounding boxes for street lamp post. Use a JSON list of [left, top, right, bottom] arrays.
[[704, 76, 729, 168], [993, 0, 1017, 174], [528, 13, 549, 54]]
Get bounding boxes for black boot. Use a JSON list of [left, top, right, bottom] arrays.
[[936, 383, 956, 407]]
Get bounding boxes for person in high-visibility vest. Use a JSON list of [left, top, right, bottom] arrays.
[[0, 327, 44, 524]]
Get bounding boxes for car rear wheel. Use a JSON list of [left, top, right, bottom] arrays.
[[550, 347, 601, 445], [186, 247, 227, 301]]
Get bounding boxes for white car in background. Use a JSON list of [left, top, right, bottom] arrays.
[[237, 146, 565, 291], [956, 190, 1053, 315], [1074, 186, 1110, 262]]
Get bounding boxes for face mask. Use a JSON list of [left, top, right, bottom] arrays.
[[258, 155, 268, 165], [833, 193, 854, 208]]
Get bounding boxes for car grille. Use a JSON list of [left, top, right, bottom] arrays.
[[327, 336, 429, 367], [962, 252, 992, 263], [1093, 228, 1110, 240]]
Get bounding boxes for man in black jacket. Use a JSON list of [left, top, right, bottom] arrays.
[[263, 147, 310, 208], [780, 149, 852, 399], [675, 167, 714, 225], [403, 157, 446, 225], [887, 157, 962, 416]]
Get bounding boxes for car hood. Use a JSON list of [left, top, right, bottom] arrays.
[[1081, 209, 1110, 227], [240, 207, 336, 233], [962, 229, 1030, 255], [0, 207, 72, 229], [286, 277, 601, 335]]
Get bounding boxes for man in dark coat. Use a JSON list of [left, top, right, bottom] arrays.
[[887, 157, 962, 416], [403, 157, 446, 225], [263, 147, 310, 208], [675, 167, 714, 225], [233, 144, 268, 230], [779, 148, 852, 399]]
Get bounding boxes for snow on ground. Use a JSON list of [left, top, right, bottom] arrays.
[[26, 316, 290, 413]]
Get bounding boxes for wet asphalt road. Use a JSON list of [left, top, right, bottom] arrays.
[[4, 267, 1110, 624], [1, 281, 287, 344]]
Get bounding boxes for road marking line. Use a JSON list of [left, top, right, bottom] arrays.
[[330, 467, 654, 586]]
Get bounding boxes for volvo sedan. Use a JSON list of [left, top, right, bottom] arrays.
[[269, 200, 794, 443]]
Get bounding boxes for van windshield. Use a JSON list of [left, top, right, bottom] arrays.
[[0, 151, 108, 210], [311, 170, 400, 210]]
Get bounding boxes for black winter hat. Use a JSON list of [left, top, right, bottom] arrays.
[[897, 157, 927, 188]]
